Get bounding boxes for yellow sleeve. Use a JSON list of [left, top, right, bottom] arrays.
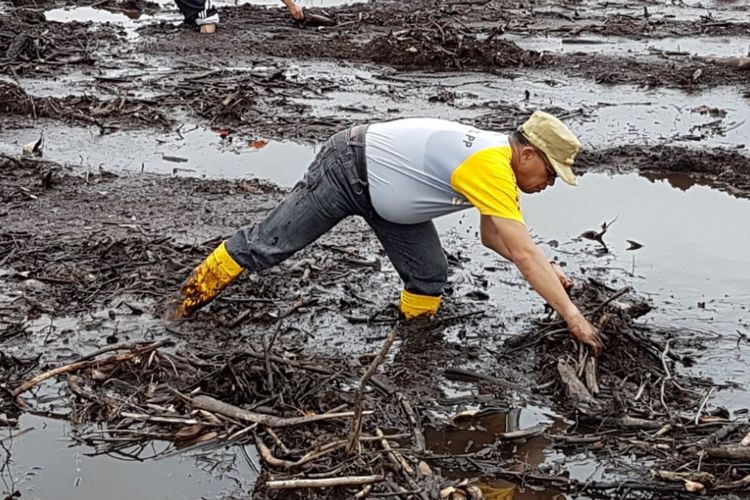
[[450, 145, 524, 224]]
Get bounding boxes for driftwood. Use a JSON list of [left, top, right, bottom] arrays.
[[557, 358, 600, 413], [190, 395, 367, 428], [266, 475, 384, 490], [706, 445, 750, 461], [619, 416, 663, 430], [687, 422, 742, 452], [584, 357, 600, 395], [654, 470, 716, 485], [13, 340, 173, 397], [497, 424, 548, 441], [347, 326, 399, 454], [705, 56, 750, 69], [398, 392, 426, 453]]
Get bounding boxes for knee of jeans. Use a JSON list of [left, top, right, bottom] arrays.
[[433, 253, 449, 285]]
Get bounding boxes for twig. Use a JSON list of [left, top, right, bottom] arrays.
[[347, 326, 399, 454], [13, 340, 173, 397], [376, 428, 427, 500], [694, 387, 714, 425], [266, 475, 384, 490], [397, 392, 425, 453], [190, 395, 370, 428]]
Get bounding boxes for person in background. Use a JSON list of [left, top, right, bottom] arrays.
[[177, 0, 304, 29]]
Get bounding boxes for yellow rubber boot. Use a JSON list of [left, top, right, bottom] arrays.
[[171, 241, 244, 318], [399, 289, 441, 320]]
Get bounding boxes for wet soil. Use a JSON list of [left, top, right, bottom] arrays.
[[137, 1, 750, 92], [3, 157, 748, 499], [2, 0, 750, 498]]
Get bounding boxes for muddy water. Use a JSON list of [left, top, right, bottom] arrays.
[[512, 35, 750, 58], [1, 415, 255, 499], [437, 172, 750, 407], [5, 141, 750, 498], [4, 62, 748, 178]]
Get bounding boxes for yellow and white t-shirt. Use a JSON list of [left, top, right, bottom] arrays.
[[364, 118, 523, 225]]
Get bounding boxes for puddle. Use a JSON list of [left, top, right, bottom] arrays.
[[424, 405, 605, 498], [536, 0, 744, 22], [4, 61, 748, 184], [44, 6, 162, 40], [0, 415, 256, 500], [235, 0, 366, 6], [146, 0, 365, 11], [512, 34, 750, 59]]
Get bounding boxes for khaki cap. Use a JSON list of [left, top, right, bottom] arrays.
[[520, 110, 581, 186]]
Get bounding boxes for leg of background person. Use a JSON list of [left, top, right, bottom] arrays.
[[174, 0, 205, 24]]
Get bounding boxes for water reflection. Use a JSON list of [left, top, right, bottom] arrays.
[[641, 171, 699, 192], [426, 409, 568, 499], [1, 415, 255, 500]]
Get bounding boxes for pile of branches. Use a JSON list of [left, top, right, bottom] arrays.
[[0, 80, 171, 130], [0, 230, 207, 314], [4, 329, 487, 499], [500, 280, 750, 496], [0, 10, 121, 76], [0, 154, 71, 204], [151, 68, 351, 141], [365, 25, 542, 72]]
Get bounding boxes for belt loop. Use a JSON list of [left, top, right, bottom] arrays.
[[347, 124, 369, 185]]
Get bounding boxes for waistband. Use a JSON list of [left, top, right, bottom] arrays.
[[347, 124, 369, 184]]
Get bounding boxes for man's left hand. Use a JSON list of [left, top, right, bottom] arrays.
[[288, 3, 304, 20], [551, 262, 574, 292]]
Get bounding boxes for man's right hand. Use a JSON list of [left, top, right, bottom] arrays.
[[566, 312, 604, 356]]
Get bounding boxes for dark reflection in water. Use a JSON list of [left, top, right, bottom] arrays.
[[640, 172, 698, 192], [426, 410, 568, 499]]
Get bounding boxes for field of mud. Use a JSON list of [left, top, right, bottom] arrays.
[[2, 0, 750, 499]]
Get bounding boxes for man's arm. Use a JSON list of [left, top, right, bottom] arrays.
[[280, 0, 304, 19], [480, 215, 603, 354]]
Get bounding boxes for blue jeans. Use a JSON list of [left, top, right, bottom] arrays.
[[226, 127, 448, 297]]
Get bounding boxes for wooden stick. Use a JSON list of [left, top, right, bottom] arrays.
[[190, 395, 369, 427], [376, 428, 414, 475], [584, 357, 600, 396], [706, 445, 750, 460], [13, 340, 172, 397], [120, 412, 203, 426], [557, 358, 600, 414], [397, 392, 425, 452], [443, 366, 525, 390], [266, 475, 384, 490], [714, 474, 750, 491], [347, 326, 399, 454], [687, 422, 741, 452], [376, 428, 427, 500], [497, 424, 548, 440], [619, 416, 664, 430]]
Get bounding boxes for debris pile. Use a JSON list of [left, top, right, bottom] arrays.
[[500, 281, 750, 496], [366, 26, 541, 71], [0, 11, 121, 76]]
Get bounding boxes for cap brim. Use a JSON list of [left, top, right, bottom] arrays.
[[550, 159, 577, 186]]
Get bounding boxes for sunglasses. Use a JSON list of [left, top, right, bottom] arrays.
[[538, 149, 557, 180]]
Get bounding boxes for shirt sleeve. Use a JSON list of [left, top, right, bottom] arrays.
[[450, 145, 525, 224]]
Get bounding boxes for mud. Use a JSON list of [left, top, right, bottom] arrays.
[[2, 0, 750, 498]]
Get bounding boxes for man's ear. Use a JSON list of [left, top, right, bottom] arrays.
[[521, 145, 536, 161]]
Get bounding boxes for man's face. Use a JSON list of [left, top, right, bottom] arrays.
[[516, 145, 556, 194]]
